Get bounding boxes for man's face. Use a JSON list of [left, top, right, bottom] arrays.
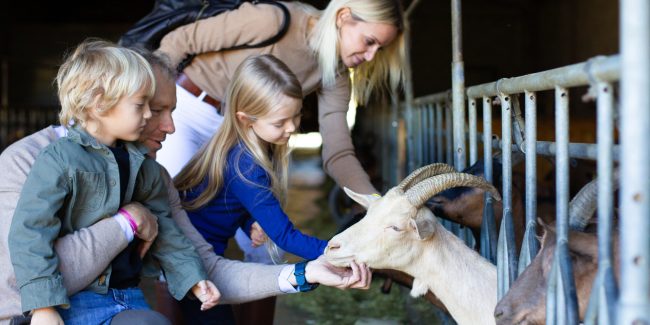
[[140, 67, 176, 158]]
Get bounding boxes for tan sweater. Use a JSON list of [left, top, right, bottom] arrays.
[[0, 127, 286, 323], [158, 1, 376, 194]]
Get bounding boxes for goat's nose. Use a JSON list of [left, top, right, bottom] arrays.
[[494, 305, 507, 319]]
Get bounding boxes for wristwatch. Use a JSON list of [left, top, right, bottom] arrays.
[[294, 261, 319, 292]]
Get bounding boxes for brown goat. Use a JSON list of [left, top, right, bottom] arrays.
[[427, 158, 526, 247], [493, 222, 619, 324]]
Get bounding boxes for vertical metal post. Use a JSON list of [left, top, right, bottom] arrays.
[[436, 102, 444, 162], [480, 96, 497, 262], [403, 14, 416, 174], [393, 96, 404, 186], [468, 98, 478, 165], [518, 90, 539, 275], [451, 0, 466, 171], [619, 0, 650, 323], [583, 81, 618, 325], [445, 103, 453, 165], [497, 94, 517, 299], [553, 86, 579, 325], [427, 104, 435, 163]]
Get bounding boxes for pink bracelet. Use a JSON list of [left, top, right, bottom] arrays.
[[118, 208, 138, 235]]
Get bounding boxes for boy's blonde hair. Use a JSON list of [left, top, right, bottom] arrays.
[[56, 39, 156, 127], [308, 0, 406, 104], [175, 54, 302, 211]]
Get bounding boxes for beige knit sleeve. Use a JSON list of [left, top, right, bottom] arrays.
[[161, 169, 287, 304], [318, 72, 378, 195], [158, 2, 285, 68]]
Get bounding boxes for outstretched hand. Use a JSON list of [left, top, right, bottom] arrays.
[[250, 222, 268, 248], [191, 280, 221, 311], [305, 255, 372, 290]]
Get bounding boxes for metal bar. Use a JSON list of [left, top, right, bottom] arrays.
[[467, 55, 620, 98], [554, 86, 579, 325], [427, 104, 435, 163], [619, 0, 650, 323], [500, 94, 518, 281], [596, 81, 618, 324], [518, 90, 539, 275], [413, 91, 450, 107], [480, 96, 497, 263], [413, 106, 419, 169], [451, 0, 466, 171], [596, 82, 617, 324], [534, 141, 621, 161], [393, 96, 403, 186], [403, 21, 416, 174], [469, 98, 478, 165], [482, 97, 493, 183], [445, 103, 453, 165], [436, 102, 444, 162]]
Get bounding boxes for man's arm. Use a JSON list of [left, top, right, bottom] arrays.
[[0, 127, 156, 299], [161, 169, 372, 304], [55, 202, 158, 295]]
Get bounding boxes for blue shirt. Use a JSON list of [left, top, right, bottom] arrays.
[[182, 144, 328, 260]]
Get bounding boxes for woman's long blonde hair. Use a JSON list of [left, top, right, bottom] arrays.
[[174, 54, 302, 212], [308, 0, 406, 105]]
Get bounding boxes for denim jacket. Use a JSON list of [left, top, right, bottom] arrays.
[[8, 126, 207, 312]]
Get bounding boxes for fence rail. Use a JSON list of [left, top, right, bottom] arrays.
[[378, 49, 648, 323]]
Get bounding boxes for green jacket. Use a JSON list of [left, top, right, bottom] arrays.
[[8, 126, 207, 312]]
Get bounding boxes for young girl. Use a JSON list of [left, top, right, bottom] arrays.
[[174, 54, 328, 263], [8, 40, 219, 325]]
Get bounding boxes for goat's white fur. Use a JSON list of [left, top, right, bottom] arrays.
[[328, 188, 497, 325]]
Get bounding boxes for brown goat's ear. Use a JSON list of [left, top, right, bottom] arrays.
[[343, 187, 380, 209], [411, 209, 436, 240]]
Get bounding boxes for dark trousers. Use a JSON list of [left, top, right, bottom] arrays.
[[179, 296, 236, 325]]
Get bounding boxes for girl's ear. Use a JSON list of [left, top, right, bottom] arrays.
[[336, 7, 352, 28], [235, 111, 253, 127]]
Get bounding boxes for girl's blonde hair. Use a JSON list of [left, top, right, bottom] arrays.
[[174, 54, 302, 212], [56, 39, 155, 127], [308, 0, 406, 104]]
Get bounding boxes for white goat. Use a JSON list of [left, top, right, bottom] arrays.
[[325, 164, 502, 325]]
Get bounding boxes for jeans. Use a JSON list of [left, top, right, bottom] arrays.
[[57, 288, 150, 325]]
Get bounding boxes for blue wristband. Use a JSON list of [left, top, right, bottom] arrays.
[[294, 261, 319, 292]]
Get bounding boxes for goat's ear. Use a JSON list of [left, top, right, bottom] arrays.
[[343, 187, 380, 209], [410, 209, 436, 240]]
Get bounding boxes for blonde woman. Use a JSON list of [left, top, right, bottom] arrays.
[[157, 0, 405, 196]]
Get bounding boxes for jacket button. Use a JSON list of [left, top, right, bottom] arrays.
[[98, 275, 106, 286], [109, 179, 116, 186]]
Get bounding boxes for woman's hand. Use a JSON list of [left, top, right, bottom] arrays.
[[120, 202, 158, 257], [191, 280, 221, 311], [31, 307, 64, 325], [250, 222, 268, 248], [303, 255, 372, 290]]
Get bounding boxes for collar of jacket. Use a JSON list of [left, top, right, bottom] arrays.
[[65, 125, 150, 157]]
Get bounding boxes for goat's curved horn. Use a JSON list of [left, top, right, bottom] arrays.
[[568, 178, 598, 230], [405, 173, 502, 208], [569, 169, 620, 230], [397, 163, 457, 192]]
